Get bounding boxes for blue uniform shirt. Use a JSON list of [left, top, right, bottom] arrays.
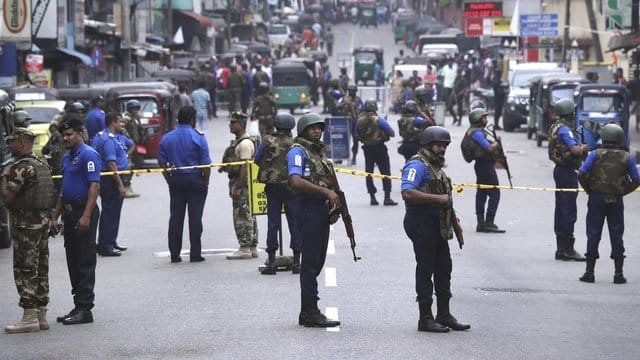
[[61, 143, 102, 202], [355, 117, 394, 138], [579, 150, 640, 181], [401, 159, 439, 216], [557, 124, 580, 149], [116, 133, 134, 151], [471, 129, 491, 150], [414, 117, 426, 127], [254, 142, 266, 163], [287, 147, 307, 177], [91, 129, 129, 171], [158, 124, 212, 174], [85, 107, 106, 140]]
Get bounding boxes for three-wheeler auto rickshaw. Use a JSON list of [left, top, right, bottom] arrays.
[[353, 45, 383, 86], [272, 60, 311, 114], [574, 84, 630, 149]]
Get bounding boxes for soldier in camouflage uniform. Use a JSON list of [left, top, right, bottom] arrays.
[[413, 86, 436, 124], [356, 99, 398, 206], [578, 124, 640, 284], [221, 112, 259, 260], [227, 66, 245, 113], [335, 84, 362, 165], [42, 121, 64, 197], [251, 82, 278, 138], [397, 100, 431, 161], [255, 113, 300, 275], [1, 128, 55, 333], [122, 100, 143, 198]]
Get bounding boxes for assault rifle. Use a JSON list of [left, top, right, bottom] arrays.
[[329, 165, 360, 262], [486, 124, 513, 188]]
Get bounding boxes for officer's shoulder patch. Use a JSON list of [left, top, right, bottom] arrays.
[[294, 154, 302, 167], [568, 130, 575, 138], [97, 131, 103, 136], [108, 132, 115, 138], [195, 129, 205, 135], [87, 161, 96, 172]]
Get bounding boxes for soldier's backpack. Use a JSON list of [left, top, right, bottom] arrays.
[[460, 131, 475, 163]]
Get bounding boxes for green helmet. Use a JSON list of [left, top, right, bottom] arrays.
[[347, 84, 358, 93], [363, 99, 378, 112], [600, 123, 624, 145], [420, 126, 451, 145], [469, 108, 489, 124], [414, 86, 427, 98], [403, 100, 418, 113], [12, 110, 32, 126], [554, 98, 576, 117], [296, 112, 324, 135]]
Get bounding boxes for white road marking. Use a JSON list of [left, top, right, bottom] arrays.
[[325, 267, 337, 287], [327, 239, 336, 255], [152, 249, 238, 258], [325, 307, 340, 332]]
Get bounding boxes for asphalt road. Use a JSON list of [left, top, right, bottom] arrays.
[[1, 22, 639, 360]]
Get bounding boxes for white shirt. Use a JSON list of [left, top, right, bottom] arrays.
[[442, 64, 458, 89]]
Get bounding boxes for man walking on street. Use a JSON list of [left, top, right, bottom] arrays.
[[85, 96, 106, 140], [191, 80, 212, 133]]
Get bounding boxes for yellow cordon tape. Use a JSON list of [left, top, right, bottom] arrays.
[[51, 161, 640, 193]]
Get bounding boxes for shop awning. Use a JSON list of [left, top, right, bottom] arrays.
[[57, 47, 93, 67], [607, 32, 640, 52], [179, 10, 214, 28]]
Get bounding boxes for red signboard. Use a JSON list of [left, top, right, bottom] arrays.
[[25, 54, 44, 73], [465, 18, 484, 37], [463, 1, 503, 17]]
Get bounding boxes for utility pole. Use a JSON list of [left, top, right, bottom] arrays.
[[122, 0, 132, 80], [561, 0, 570, 66], [167, 0, 173, 46]]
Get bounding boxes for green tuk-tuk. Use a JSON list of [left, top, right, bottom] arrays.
[[272, 60, 311, 114], [359, 3, 377, 28], [353, 45, 383, 86], [394, 9, 417, 43]]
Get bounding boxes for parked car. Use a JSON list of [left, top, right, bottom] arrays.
[[268, 24, 291, 47]]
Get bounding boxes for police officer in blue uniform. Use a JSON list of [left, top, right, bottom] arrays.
[[92, 112, 129, 257], [577, 124, 640, 284], [548, 99, 588, 261], [401, 126, 469, 333], [287, 113, 340, 328], [85, 96, 106, 140], [49, 114, 101, 325], [158, 106, 212, 263]]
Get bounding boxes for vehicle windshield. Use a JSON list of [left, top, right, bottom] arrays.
[[21, 108, 61, 124], [581, 94, 624, 113], [512, 70, 563, 88], [273, 71, 309, 86], [355, 52, 377, 63], [269, 26, 288, 35], [550, 87, 576, 104], [118, 98, 159, 117]]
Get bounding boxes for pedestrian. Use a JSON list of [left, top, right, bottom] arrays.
[[2, 128, 55, 333], [92, 112, 129, 257], [251, 82, 277, 137], [397, 100, 429, 161], [241, 64, 252, 114], [320, 64, 332, 114], [158, 106, 211, 263], [413, 87, 436, 123], [191, 80, 212, 133], [356, 99, 398, 206], [548, 98, 589, 261], [460, 108, 506, 233], [441, 58, 457, 109], [335, 84, 362, 165], [85, 96, 106, 140], [450, 68, 465, 126], [324, 25, 334, 56], [577, 124, 640, 283], [401, 126, 469, 333], [222, 112, 259, 260], [287, 113, 341, 328], [255, 113, 301, 275], [178, 85, 193, 107], [492, 69, 505, 130], [122, 100, 143, 198], [227, 66, 244, 112], [49, 115, 101, 325]]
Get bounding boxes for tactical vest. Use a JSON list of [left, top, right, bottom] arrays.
[[10, 155, 55, 211], [221, 134, 257, 178], [417, 104, 433, 124], [548, 121, 583, 169], [254, 95, 276, 120], [461, 127, 491, 163], [123, 112, 143, 144], [587, 147, 630, 197], [257, 132, 294, 184], [291, 136, 336, 191], [357, 112, 389, 146], [398, 114, 422, 143], [410, 148, 454, 240]]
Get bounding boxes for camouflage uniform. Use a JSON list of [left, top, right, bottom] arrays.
[[252, 94, 277, 137], [397, 112, 425, 160], [4, 153, 54, 309], [227, 71, 245, 112], [122, 111, 143, 194]]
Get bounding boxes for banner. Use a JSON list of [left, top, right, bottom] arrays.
[[0, 0, 32, 42]]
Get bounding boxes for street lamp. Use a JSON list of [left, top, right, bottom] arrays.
[[569, 39, 581, 74]]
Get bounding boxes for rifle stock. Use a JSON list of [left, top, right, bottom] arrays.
[[487, 124, 513, 188], [330, 168, 360, 262]]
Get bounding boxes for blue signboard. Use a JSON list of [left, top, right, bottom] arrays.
[[520, 13, 559, 37], [323, 117, 351, 160]]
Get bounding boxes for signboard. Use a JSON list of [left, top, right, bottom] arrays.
[[492, 17, 511, 36], [248, 162, 268, 216], [465, 18, 484, 37], [463, 1, 503, 18], [0, 0, 32, 42], [31, 0, 56, 39], [91, 46, 103, 68], [27, 69, 52, 87], [323, 117, 351, 160], [520, 13, 559, 38], [25, 53, 44, 73]]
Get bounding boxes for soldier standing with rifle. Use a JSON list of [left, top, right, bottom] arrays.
[[122, 100, 143, 198], [335, 84, 362, 165], [287, 113, 341, 328], [401, 126, 468, 333], [397, 100, 431, 161], [251, 82, 277, 138]]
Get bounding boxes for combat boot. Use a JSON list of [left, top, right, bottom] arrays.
[[250, 246, 259, 258], [613, 257, 627, 284], [476, 214, 489, 233], [226, 247, 252, 260], [298, 302, 340, 328], [435, 297, 470, 331], [564, 236, 586, 262], [370, 194, 379, 206], [124, 185, 140, 198], [579, 257, 596, 283], [383, 192, 398, 206], [351, 155, 357, 166], [5, 309, 40, 334], [484, 214, 505, 233], [292, 250, 301, 274], [261, 251, 277, 275], [38, 307, 49, 330], [555, 236, 569, 260], [418, 302, 449, 333]]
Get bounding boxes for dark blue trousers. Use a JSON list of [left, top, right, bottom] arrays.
[[475, 160, 500, 216], [168, 173, 208, 258], [585, 193, 625, 259], [63, 205, 99, 311], [98, 176, 124, 252], [553, 165, 578, 237], [298, 196, 330, 305], [403, 209, 452, 305], [398, 141, 420, 161], [265, 184, 301, 253], [363, 144, 392, 194]]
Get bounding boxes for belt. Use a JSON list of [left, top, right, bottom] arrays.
[[63, 200, 87, 212]]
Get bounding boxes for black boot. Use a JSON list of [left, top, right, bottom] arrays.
[[417, 302, 449, 333], [435, 297, 470, 331], [476, 214, 489, 233], [292, 250, 301, 274], [579, 257, 596, 283], [370, 193, 379, 206], [555, 236, 568, 260], [261, 251, 277, 275], [613, 257, 627, 284], [564, 236, 586, 261], [484, 214, 506, 233], [351, 154, 356, 166], [383, 191, 398, 206], [298, 301, 340, 328]]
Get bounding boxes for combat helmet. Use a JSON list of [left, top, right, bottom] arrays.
[[12, 110, 32, 127], [414, 86, 427, 98], [69, 102, 85, 113], [420, 126, 451, 146], [554, 98, 575, 117], [403, 100, 418, 113], [600, 123, 624, 146], [126, 99, 141, 110], [274, 113, 295, 130], [469, 108, 489, 125], [296, 112, 324, 135], [347, 83, 358, 94], [363, 99, 378, 112]]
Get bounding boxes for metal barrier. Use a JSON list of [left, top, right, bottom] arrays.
[[433, 101, 445, 126], [357, 86, 391, 115]]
